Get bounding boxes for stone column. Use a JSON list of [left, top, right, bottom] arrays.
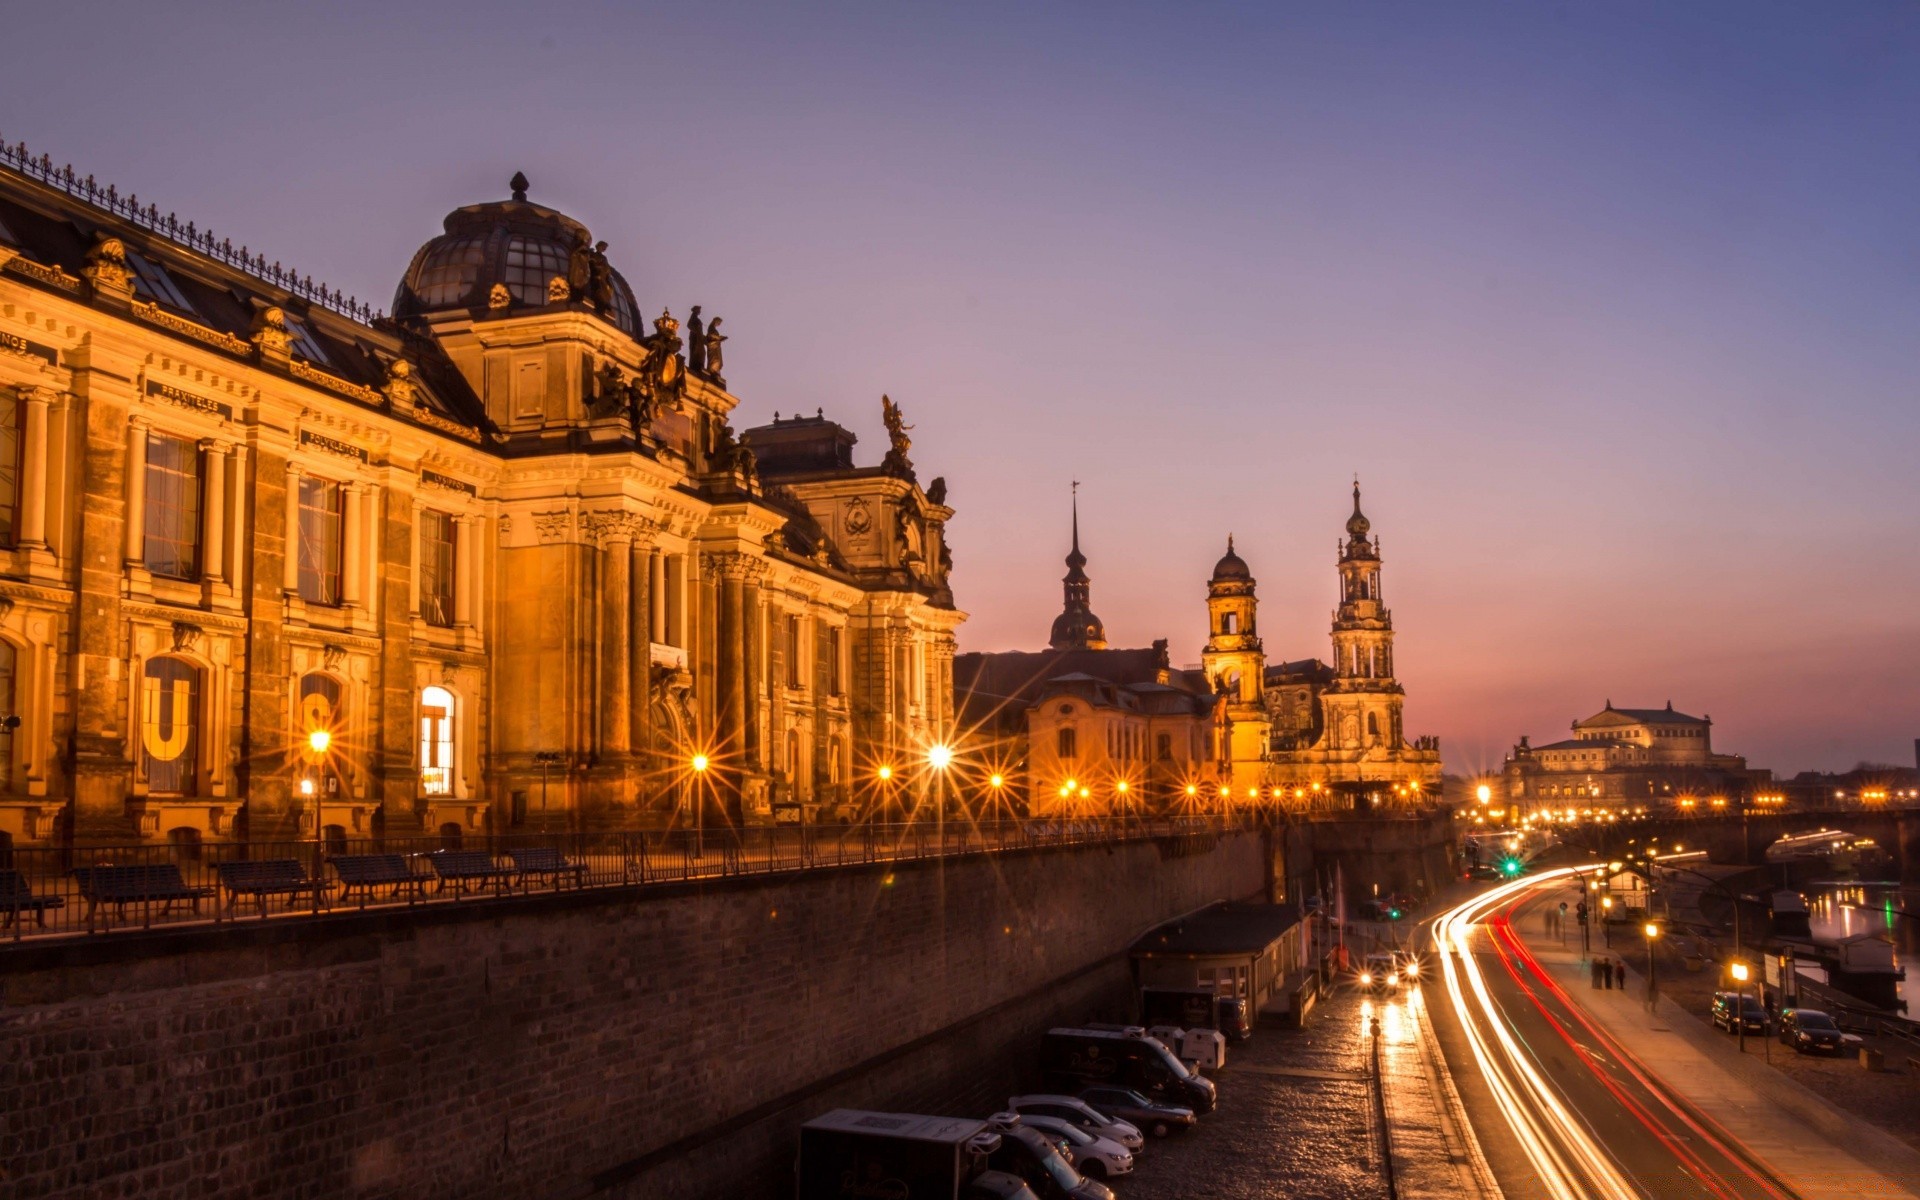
[[630, 538, 653, 767], [282, 465, 302, 593], [16, 387, 52, 547], [199, 440, 227, 582], [712, 555, 748, 823], [342, 483, 364, 606], [122, 418, 148, 566], [408, 499, 424, 618], [594, 516, 633, 757], [226, 442, 249, 595], [648, 549, 666, 645], [667, 553, 686, 648], [454, 516, 474, 627]]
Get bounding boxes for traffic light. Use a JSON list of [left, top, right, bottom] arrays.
[[1499, 856, 1524, 877], [1387, 906, 1403, 921]]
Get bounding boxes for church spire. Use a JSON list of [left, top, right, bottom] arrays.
[[1049, 481, 1106, 650]]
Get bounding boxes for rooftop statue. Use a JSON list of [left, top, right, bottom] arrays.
[[686, 305, 706, 374], [880, 394, 914, 480], [703, 316, 726, 381]]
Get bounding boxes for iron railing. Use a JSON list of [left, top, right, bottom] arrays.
[[0, 132, 382, 324], [0, 816, 1241, 944]]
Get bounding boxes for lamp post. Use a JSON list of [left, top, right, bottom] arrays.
[[303, 726, 331, 914], [927, 743, 953, 851], [1602, 895, 1614, 947], [1730, 960, 1751, 1054], [533, 750, 567, 835], [1643, 922, 1662, 1011], [688, 752, 710, 855]]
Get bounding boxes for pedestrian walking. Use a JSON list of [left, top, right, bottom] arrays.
[[1590, 959, 1601, 989], [1602, 959, 1613, 989], [1614, 960, 1626, 990]]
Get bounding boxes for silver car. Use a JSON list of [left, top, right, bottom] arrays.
[[1015, 1114, 1135, 1180], [1007, 1095, 1146, 1154]]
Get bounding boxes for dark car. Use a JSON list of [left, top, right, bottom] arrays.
[[1076, 1085, 1196, 1139], [1466, 864, 1502, 881], [1710, 992, 1768, 1035], [1777, 1008, 1845, 1054]]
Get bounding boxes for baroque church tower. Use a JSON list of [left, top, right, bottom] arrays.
[[1323, 482, 1405, 753], [1202, 538, 1271, 790], [1048, 488, 1107, 651]]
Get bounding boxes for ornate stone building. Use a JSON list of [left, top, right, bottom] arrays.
[[955, 483, 1441, 816], [0, 148, 960, 850], [1501, 702, 1755, 811], [1201, 484, 1443, 800]]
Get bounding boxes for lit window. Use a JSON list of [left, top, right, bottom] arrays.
[[140, 656, 200, 795], [1058, 727, 1077, 759], [418, 510, 456, 627], [143, 432, 202, 580], [420, 686, 454, 796], [298, 478, 345, 605], [0, 392, 17, 546], [0, 639, 14, 791], [125, 248, 196, 313]]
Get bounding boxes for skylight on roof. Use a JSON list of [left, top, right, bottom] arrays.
[[284, 315, 330, 365], [125, 248, 196, 314]]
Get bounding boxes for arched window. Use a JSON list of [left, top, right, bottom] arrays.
[[420, 686, 455, 796], [167, 827, 203, 862], [0, 639, 14, 792], [1057, 727, 1077, 759], [1156, 733, 1172, 760], [297, 672, 343, 747], [1367, 713, 1380, 738], [140, 657, 201, 795]]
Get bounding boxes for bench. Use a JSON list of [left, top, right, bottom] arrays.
[[427, 849, 515, 894], [0, 869, 65, 929], [214, 859, 328, 915], [506, 847, 588, 889], [329, 854, 428, 904], [71, 864, 216, 925]]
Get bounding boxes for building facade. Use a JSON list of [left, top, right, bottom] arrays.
[[0, 148, 960, 849], [1501, 702, 1755, 811], [956, 484, 1441, 816]]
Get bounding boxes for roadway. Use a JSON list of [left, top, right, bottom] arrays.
[[1427, 868, 1806, 1200]]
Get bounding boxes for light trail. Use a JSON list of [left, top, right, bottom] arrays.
[[1434, 866, 1640, 1200]]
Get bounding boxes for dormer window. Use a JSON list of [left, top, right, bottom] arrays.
[[126, 248, 196, 313], [284, 314, 331, 365]]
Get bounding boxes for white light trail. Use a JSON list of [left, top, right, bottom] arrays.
[[1434, 867, 1639, 1200]]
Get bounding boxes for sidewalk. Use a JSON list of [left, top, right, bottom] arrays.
[[1514, 904, 1920, 1199]]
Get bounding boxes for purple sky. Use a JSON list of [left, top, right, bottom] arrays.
[[5, 3, 1915, 774]]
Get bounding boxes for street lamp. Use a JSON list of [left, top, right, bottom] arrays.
[[533, 750, 567, 835], [689, 752, 711, 855], [1730, 960, 1752, 1054], [1601, 895, 1614, 947], [926, 744, 953, 846], [1476, 783, 1492, 805], [1643, 922, 1662, 1010]]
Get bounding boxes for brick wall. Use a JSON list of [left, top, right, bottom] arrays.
[[0, 831, 1264, 1199]]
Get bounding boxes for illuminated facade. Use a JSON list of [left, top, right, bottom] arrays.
[[956, 483, 1442, 815], [1502, 702, 1755, 810], [0, 148, 960, 849]]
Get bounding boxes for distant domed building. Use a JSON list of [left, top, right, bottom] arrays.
[[0, 151, 961, 849]]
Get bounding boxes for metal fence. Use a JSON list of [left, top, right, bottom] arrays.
[[0, 817, 1241, 944]]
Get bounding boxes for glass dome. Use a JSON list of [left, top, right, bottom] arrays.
[[394, 179, 640, 336]]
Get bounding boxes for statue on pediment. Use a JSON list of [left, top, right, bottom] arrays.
[[880, 394, 914, 479]]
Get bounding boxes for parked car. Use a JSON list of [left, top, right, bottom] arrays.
[[1013, 1115, 1134, 1180], [982, 1115, 1114, 1200], [1074, 1085, 1197, 1139], [1360, 953, 1400, 992], [1709, 992, 1768, 1035], [1040, 1027, 1216, 1113], [1466, 864, 1503, 881], [1777, 1008, 1845, 1054], [797, 1109, 1041, 1200], [1007, 1096, 1144, 1154]]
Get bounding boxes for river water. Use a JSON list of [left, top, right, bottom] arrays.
[[1802, 881, 1918, 1013]]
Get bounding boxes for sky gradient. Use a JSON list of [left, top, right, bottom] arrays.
[[4, 2, 1915, 774]]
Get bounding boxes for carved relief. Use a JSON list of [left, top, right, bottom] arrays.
[[533, 510, 573, 544], [171, 622, 203, 654], [382, 358, 416, 407], [322, 644, 348, 672], [81, 233, 132, 294], [488, 282, 512, 310], [250, 305, 292, 362]]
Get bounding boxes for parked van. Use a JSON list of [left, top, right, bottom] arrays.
[[1040, 1027, 1217, 1113]]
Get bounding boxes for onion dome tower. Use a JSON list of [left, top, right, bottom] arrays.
[[1048, 488, 1107, 650]]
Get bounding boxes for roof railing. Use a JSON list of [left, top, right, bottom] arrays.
[[0, 133, 383, 325]]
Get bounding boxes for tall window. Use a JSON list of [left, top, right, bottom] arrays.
[[419, 686, 454, 796], [827, 627, 844, 696], [419, 510, 456, 627], [143, 433, 202, 580], [785, 614, 802, 687], [0, 640, 14, 791], [1157, 733, 1171, 761], [298, 477, 345, 605], [0, 393, 17, 547], [1057, 727, 1077, 759], [297, 673, 343, 749], [140, 657, 200, 795]]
